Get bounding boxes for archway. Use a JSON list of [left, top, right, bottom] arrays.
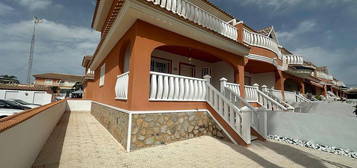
[[150, 45, 235, 89], [245, 60, 277, 88], [284, 78, 299, 92]]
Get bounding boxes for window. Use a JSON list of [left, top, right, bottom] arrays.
[[201, 67, 211, 77], [151, 57, 171, 73], [244, 76, 252, 86], [99, 64, 105, 86], [179, 63, 195, 77], [44, 79, 53, 85]]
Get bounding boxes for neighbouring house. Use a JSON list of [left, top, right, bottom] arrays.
[[80, 0, 347, 151], [33, 73, 83, 97], [0, 84, 53, 105], [346, 88, 357, 99]]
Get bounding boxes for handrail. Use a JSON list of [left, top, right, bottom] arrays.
[[296, 93, 312, 103], [117, 71, 129, 78], [146, 0, 238, 40], [243, 29, 282, 59], [224, 87, 267, 138], [206, 83, 251, 144], [150, 71, 205, 81], [264, 89, 295, 109], [224, 87, 257, 111], [256, 89, 291, 111]]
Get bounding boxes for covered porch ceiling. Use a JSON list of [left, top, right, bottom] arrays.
[[245, 60, 277, 73], [158, 46, 221, 63]]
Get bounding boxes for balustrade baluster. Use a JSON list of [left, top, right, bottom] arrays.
[[150, 74, 157, 99]]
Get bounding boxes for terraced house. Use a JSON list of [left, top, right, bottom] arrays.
[[81, 0, 347, 151]]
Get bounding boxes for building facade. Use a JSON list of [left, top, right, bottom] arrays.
[[82, 0, 347, 151]]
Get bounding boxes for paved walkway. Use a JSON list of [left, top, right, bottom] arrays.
[[33, 111, 357, 168]]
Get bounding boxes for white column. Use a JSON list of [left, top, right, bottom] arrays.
[[261, 85, 268, 93], [204, 75, 211, 84], [240, 107, 251, 144], [220, 77, 227, 93]]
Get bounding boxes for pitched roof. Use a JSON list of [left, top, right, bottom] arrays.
[[33, 73, 83, 82], [0, 84, 50, 91], [258, 26, 274, 36], [82, 56, 93, 68]]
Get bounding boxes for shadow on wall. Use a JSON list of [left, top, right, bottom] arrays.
[[222, 140, 352, 168], [32, 111, 71, 168]]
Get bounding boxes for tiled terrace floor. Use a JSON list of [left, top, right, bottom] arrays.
[[33, 111, 357, 168]]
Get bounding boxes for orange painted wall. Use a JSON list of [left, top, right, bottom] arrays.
[[85, 20, 246, 111]]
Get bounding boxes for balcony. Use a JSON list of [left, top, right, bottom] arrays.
[[84, 69, 95, 80], [283, 54, 304, 65], [145, 0, 238, 41], [315, 71, 333, 80], [243, 29, 282, 59]]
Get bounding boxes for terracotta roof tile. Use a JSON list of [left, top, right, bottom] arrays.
[[33, 73, 83, 82], [0, 84, 50, 91], [257, 26, 273, 36]]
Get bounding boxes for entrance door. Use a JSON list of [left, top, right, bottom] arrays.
[[179, 63, 195, 77]]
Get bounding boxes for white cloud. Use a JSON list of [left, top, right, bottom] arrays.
[[278, 20, 317, 42], [0, 19, 100, 83], [0, 2, 14, 15], [293, 47, 357, 84], [13, 0, 52, 10]]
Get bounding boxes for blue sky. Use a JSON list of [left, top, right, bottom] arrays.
[[0, 0, 356, 86]]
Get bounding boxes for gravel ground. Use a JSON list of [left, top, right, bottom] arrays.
[[33, 111, 357, 168]]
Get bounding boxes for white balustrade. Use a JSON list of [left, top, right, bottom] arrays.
[[86, 69, 94, 75], [146, 0, 238, 40], [224, 87, 267, 138], [296, 93, 312, 103], [284, 91, 297, 104], [149, 71, 206, 101], [226, 83, 241, 96], [115, 72, 129, 100], [244, 85, 259, 102], [206, 82, 251, 144], [283, 54, 303, 65], [256, 88, 290, 111], [243, 29, 282, 59], [316, 71, 333, 80]]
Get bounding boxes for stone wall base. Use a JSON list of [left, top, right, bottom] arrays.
[[91, 102, 129, 149], [130, 111, 230, 151], [89, 102, 232, 151]]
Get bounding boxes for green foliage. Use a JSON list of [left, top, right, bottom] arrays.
[[50, 86, 60, 93], [72, 82, 83, 91], [0, 75, 20, 84], [315, 95, 322, 100]]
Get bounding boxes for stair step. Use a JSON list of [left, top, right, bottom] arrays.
[[251, 135, 258, 141]]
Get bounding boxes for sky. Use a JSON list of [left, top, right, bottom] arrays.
[[0, 0, 356, 86]]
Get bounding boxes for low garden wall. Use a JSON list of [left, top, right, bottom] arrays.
[[268, 111, 357, 151], [0, 100, 66, 168]]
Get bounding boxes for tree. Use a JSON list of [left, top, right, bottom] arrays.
[[0, 75, 20, 84], [50, 86, 60, 94], [72, 82, 83, 91]]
